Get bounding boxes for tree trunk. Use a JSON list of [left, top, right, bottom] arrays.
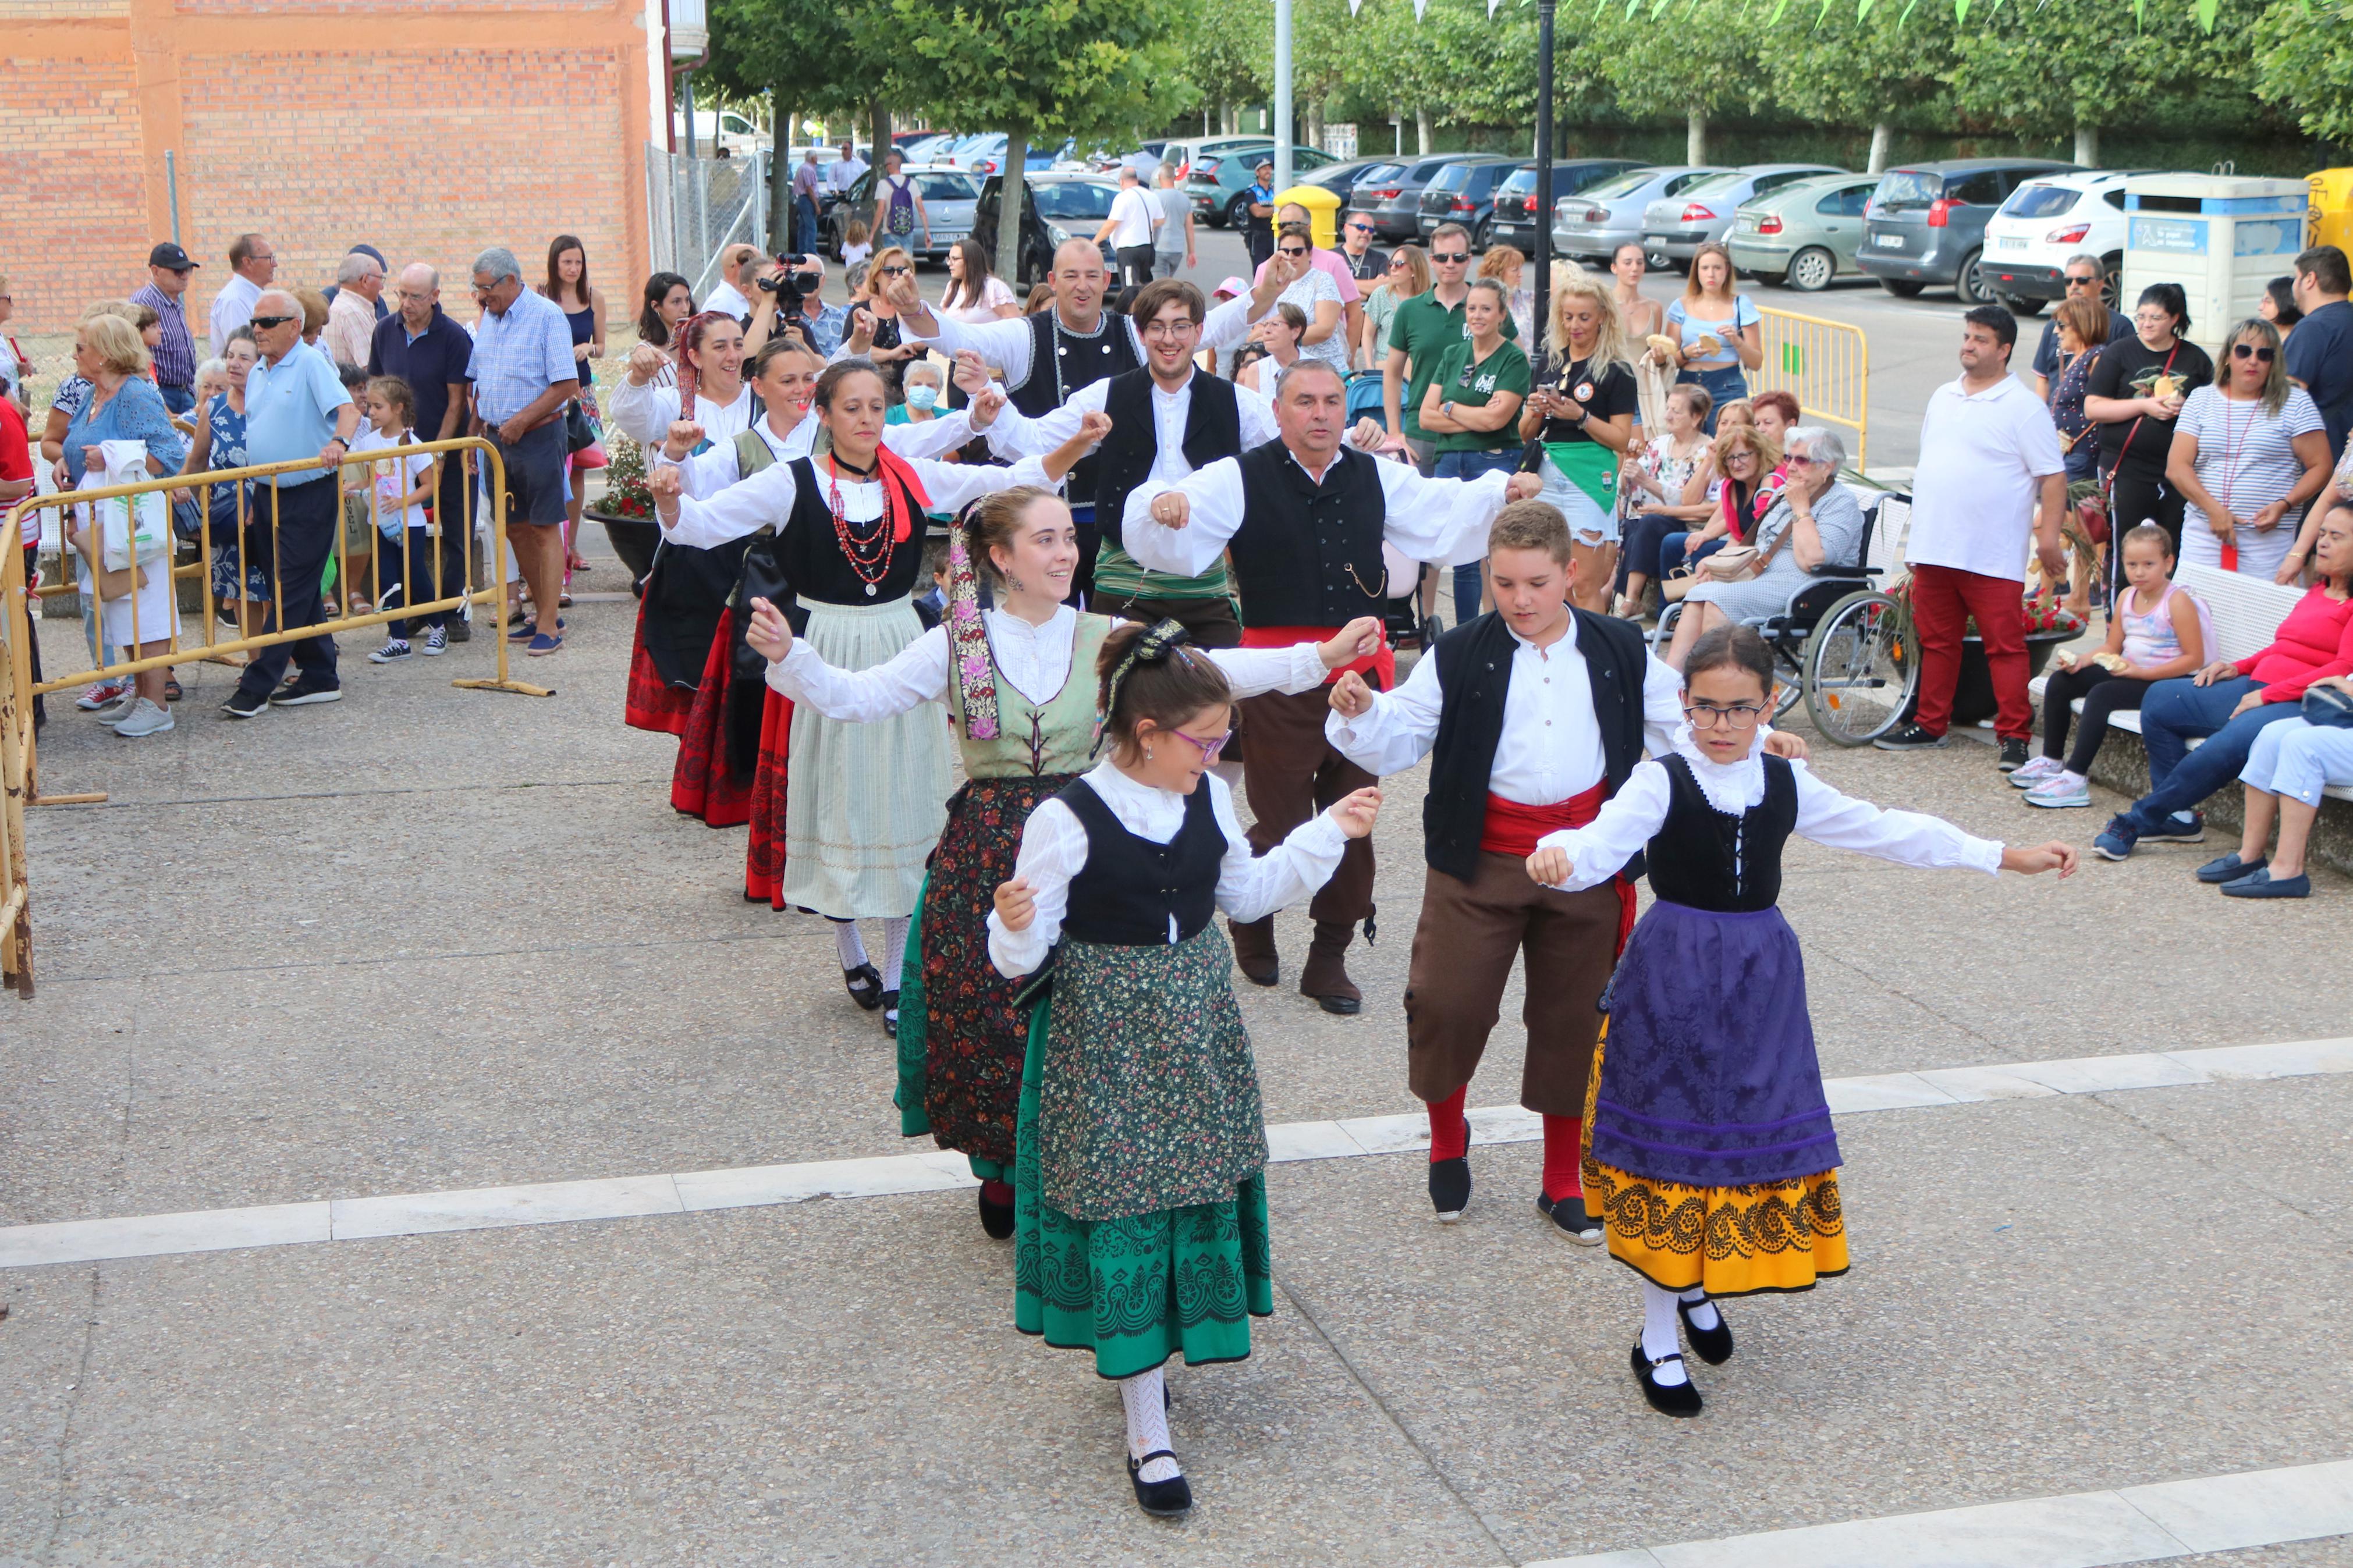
[[1220, 100, 1237, 135], [1686, 106, 1707, 165], [1415, 106, 1433, 155], [1866, 119, 1893, 176], [1306, 99, 1324, 155], [768, 94, 796, 253], [868, 97, 891, 166], [2074, 122, 2099, 166], [997, 123, 1030, 287]]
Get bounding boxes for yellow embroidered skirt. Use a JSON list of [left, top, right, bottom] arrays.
[[1581, 1023, 1849, 1297]]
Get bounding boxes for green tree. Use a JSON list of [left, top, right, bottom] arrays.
[[885, 0, 1193, 282], [1572, 0, 1765, 163], [1759, 2, 1957, 173], [708, 0, 871, 250], [2251, 0, 2353, 142], [1181, 5, 1270, 136]]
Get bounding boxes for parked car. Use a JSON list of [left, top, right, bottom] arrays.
[[1415, 156, 1522, 248], [1638, 163, 1847, 267], [973, 174, 1126, 283], [1158, 135, 1276, 182], [1297, 157, 1394, 204], [1488, 159, 1646, 255], [1976, 168, 2147, 314], [1552, 165, 1730, 262], [1187, 143, 1336, 229], [823, 165, 980, 265], [1348, 154, 1486, 241], [674, 109, 766, 158], [939, 133, 1063, 177], [1857, 157, 2081, 303], [895, 133, 959, 165], [1727, 173, 1882, 292]]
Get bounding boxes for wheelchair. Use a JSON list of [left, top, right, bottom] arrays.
[[1649, 490, 1919, 746]]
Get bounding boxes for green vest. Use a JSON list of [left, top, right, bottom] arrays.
[[946, 611, 1109, 780], [734, 426, 779, 478]]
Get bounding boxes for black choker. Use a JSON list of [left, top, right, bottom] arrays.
[[828, 452, 878, 479]]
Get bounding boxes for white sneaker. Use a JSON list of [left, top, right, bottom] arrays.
[[2023, 776, 2091, 809], [2008, 755, 2064, 788], [111, 697, 175, 738]]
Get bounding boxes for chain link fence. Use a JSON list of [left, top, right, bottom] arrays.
[[645, 145, 770, 301]]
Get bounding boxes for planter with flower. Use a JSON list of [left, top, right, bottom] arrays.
[[1883, 575, 2088, 727], [585, 435, 662, 590]]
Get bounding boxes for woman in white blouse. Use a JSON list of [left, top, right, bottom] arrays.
[[1270, 225, 1348, 376], [607, 311, 755, 447], [2164, 317, 2331, 582]]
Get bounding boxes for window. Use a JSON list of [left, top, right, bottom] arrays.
[[2001, 183, 2079, 220], [721, 113, 755, 137], [1429, 164, 1473, 193], [916, 175, 976, 202], [1749, 169, 1815, 197], [1873, 170, 1942, 211], [1358, 163, 1404, 186], [1299, 148, 1335, 169], [1562, 163, 1634, 193], [1663, 170, 1726, 197], [1948, 170, 2006, 207], [1584, 169, 1657, 200], [849, 172, 875, 202], [1678, 172, 1745, 198], [2102, 189, 2127, 211]]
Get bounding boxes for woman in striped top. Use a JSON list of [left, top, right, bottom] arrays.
[[2166, 317, 2331, 582]]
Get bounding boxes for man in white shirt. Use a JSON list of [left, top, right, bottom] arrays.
[[1876, 305, 2068, 766], [701, 245, 761, 324], [826, 141, 867, 192], [322, 251, 383, 367], [208, 231, 276, 356], [1151, 165, 1197, 279], [1095, 166, 1160, 289]]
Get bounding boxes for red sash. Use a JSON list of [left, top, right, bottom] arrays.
[[1482, 780, 1637, 957], [1239, 624, 1395, 689]]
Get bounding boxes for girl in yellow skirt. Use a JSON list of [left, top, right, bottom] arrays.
[[1528, 624, 2075, 1416]]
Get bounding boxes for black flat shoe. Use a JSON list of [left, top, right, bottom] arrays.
[[1677, 1296, 1734, 1365], [1127, 1451, 1193, 1516], [1429, 1156, 1471, 1223], [1631, 1341, 1702, 1417], [879, 990, 900, 1037], [977, 1185, 1014, 1240], [1312, 991, 1361, 1015], [842, 962, 884, 1011], [1541, 1193, 1603, 1246]]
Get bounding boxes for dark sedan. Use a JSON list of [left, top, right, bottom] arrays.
[[1348, 154, 1486, 242]]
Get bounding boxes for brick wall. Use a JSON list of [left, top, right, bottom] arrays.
[[0, 1, 647, 336]]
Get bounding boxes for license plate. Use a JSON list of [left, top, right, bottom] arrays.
[[1873, 232, 1907, 248], [1994, 235, 2027, 252], [1642, 233, 1669, 244], [1734, 215, 1758, 232]]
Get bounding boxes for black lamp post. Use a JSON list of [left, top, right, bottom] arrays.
[[1532, 0, 1556, 367]]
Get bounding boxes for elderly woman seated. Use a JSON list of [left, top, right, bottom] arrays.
[[2203, 687, 2353, 898], [1663, 425, 1864, 669]]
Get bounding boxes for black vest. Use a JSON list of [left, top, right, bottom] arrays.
[[1094, 369, 1243, 532], [1226, 442, 1389, 628], [1007, 309, 1141, 504], [773, 456, 931, 606], [1421, 608, 1650, 884], [1057, 776, 1226, 947], [1645, 752, 1798, 913]]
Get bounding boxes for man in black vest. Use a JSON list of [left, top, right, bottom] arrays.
[[1124, 359, 1541, 1012], [1327, 503, 1805, 1233], [982, 274, 1382, 643], [890, 239, 1141, 605]]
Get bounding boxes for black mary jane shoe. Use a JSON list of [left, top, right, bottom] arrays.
[[1428, 1157, 1472, 1224], [1128, 1451, 1193, 1517], [1677, 1295, 1734, 1365], [841, 962, 885, 1011], [977, 1186, 1015, 1240], [879, 991, 900, 1037], [1538, 1192, 1603, 1246], [1631, 1341, 1703, 1418]]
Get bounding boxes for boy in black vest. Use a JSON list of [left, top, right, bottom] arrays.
[[1328, 503, 1807, 1234]]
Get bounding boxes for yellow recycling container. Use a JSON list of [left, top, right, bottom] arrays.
[[2309, 169, 2353, 255], [1277, 184, 1341, 250]]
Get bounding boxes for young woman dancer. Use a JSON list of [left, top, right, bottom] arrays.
[[648, 361, 1083, 1033], [985, 620, 1381, 1515], [1527, 624, 2074, 1417], [748, 489, 1376, 1235]]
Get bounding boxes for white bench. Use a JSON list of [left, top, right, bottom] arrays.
[[2025, 562, 2353, 802]]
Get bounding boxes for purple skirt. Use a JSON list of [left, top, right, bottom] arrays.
[[1591, 899, 1839, 1189]]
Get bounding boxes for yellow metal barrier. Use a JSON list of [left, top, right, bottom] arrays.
[[1754, 307, 1870, 471], [2, 509, 32, 994]]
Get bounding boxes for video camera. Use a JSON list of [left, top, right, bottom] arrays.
[[758, 253, 824, 314]]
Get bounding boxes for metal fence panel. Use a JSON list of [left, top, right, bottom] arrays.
[[645, 144, 768, 301], [1754, 307, 1871, 471]]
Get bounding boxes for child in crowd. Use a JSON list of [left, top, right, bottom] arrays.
[[2015, 524, 2211, 808], [333, 361, 375, 614], [348, 376, 440, 663], [2210, 678, 2353, 898], [841, 218, 873, 269], [1528, 624, 2073, 1418], [911, 534, 949, 631]]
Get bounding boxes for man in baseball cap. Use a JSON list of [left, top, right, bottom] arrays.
[[134, 242, 202, 414]]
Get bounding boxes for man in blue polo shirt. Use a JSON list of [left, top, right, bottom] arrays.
[[466, 246, 580, 657], [370, 262, 476, 641], [2288, 244, 2353, 462], [224, 289, 360, 719]]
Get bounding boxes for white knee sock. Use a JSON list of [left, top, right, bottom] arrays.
[[1678, 1284, 1720, 1331], [876, 917, 909, 992], [834, 920, 868, 971], [1640, 1281, 1689, 1386], [1120, 1367, 1180, 1482]]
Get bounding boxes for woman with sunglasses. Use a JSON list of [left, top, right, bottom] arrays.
[[2164, 317, 2330, 583], [2085, 282, 2214, 578], [1266, 225, 1348, 376], [753, 486, 1373, 1240], [842, 247, 925, 400], [1361, 244, 1428, 373]]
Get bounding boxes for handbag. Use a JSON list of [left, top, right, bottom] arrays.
[[2301, 683, 2353, 730], [563, 399, 597, 454], [1701, 544, 1762, 582]]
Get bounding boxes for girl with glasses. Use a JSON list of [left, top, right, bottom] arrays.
[[1528, 622, 2075, 1418], [2165, 317, 2330, 583]]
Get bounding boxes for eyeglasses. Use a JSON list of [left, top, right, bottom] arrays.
[[1684, 699, 1766, 729], [1431, 252, 1469, 264], [2231, 342, 2277, 362], [1169, 727, 1234, 762], [1141, 319, 1197, 340], [879, 264, 912, 276], [249, 314, 298, 329]]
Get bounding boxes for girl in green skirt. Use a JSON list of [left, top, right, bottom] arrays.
[[989, 619, 1383, 1516]]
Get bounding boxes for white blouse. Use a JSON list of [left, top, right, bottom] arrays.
[[605, 379, 754, 446], [988, 761, 1350, 977], [768, 605, 1329, 718], [658, 408, 978, 499], [1123, 448, 1512, 579], [656, 451, 1056, 551], [1532, 728, 2004, 892]]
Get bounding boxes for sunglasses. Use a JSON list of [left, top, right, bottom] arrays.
[[879, 264, 913, 276], [1431, 251, 1468, 264], [1347, 222, 1374, 233], [2231, 342, 2277, 362], [1277, 247, 1309, 258], [250, 314, 298, 329], [2065, 274, 2100, 287]]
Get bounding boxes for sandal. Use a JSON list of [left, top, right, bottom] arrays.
[[163, 675, 183, 703]]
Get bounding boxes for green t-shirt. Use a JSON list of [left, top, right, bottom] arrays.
[[1389, 288, 1520, 443], [1425, 338, 1530, 454]]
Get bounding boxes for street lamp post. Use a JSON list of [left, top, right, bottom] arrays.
[[1275, 0, 1295, 191], [1532, 0, 1555, 362]]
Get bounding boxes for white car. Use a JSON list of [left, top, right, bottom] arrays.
[[1976, 169, 2149, 315]]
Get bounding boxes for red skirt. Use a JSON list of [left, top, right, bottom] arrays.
[[624, 606, 694, 737], [743, 685, 794, 906], [670, 610, 752, 828]]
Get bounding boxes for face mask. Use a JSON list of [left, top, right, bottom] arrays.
[[905, 383, 940, 412]]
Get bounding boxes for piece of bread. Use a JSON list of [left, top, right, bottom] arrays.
[[1645, 333, 1681, 359], [2092, 652, 2128, 672], [1691, 333, 1722, 357]]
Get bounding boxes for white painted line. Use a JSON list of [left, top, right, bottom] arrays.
[[1524, 1459, 2353, 1568], [2, 1038, 2347, 1271]]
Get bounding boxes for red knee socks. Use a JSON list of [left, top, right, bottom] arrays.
[[1427, 1086, 1470, 1162], [1541, 1114, 1584, 1203]]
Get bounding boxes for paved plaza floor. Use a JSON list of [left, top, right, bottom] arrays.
[[3, 531, 2350, 1565]]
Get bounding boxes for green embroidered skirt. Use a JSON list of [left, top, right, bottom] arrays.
[[1012, 927, 1274, 1379]]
